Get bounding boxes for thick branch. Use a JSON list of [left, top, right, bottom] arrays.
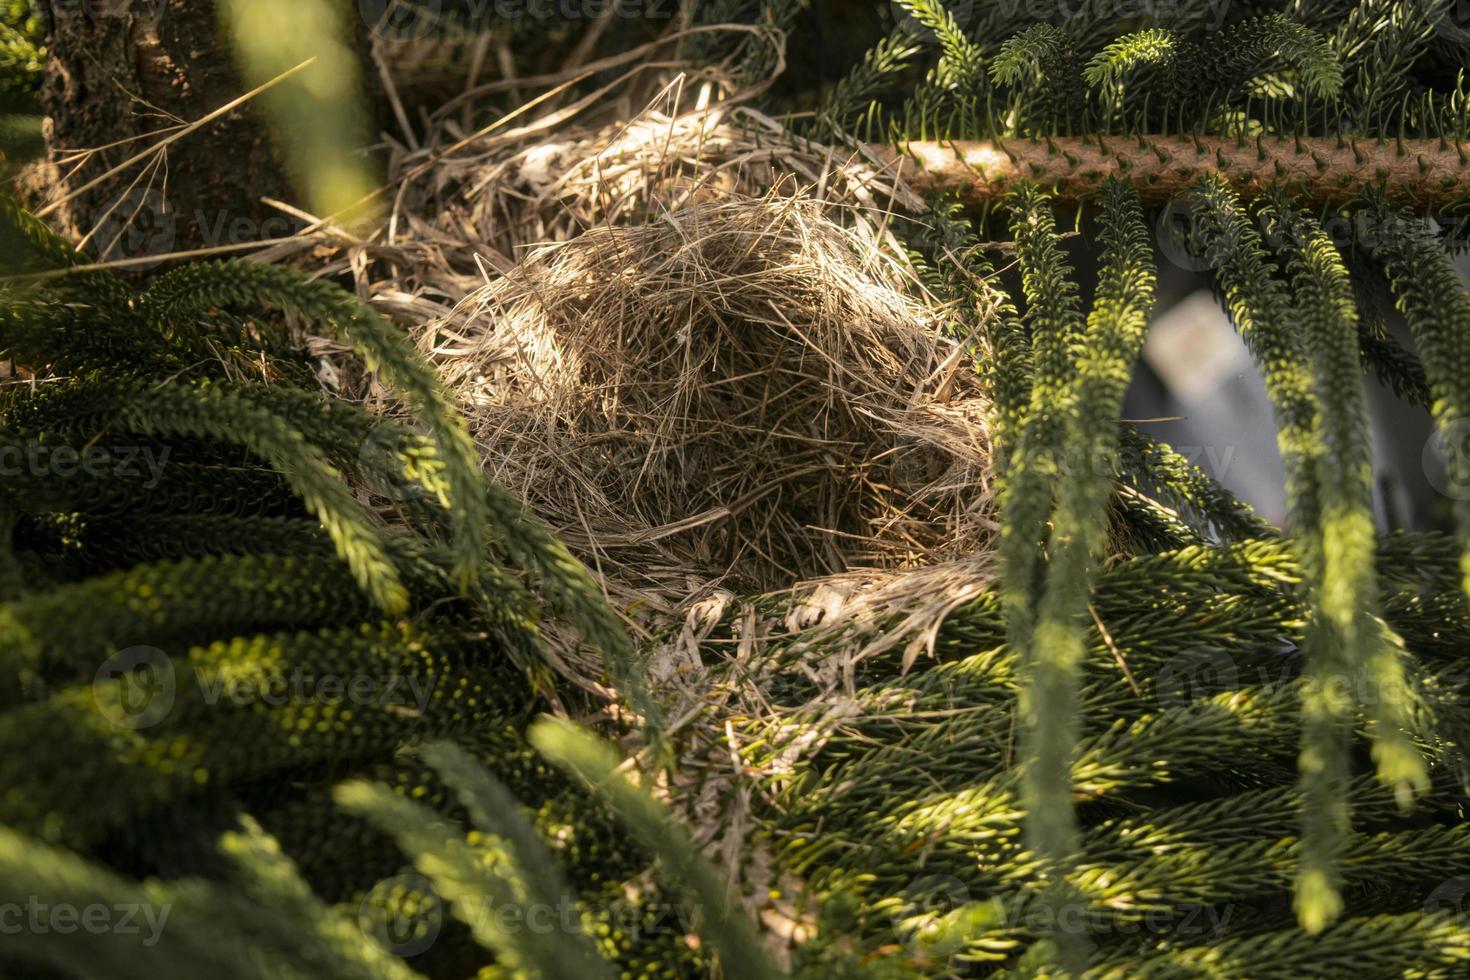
[[871, 136, 1470, 209]]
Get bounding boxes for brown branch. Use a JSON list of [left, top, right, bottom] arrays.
[[868, 135, 1470, 209]]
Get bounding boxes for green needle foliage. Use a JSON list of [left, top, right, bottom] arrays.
[[1261, 193, 1429, 930], [1017, 180, 1156, 966], [0, 192, 664, 976], [141, 260, 489, 593], [530, 717, 783, 980], [817, 0, 1470, 963], [2, 736, 762, 980], [998, 182, 1083, 652], [0, 0, 41, 171], [334, 772, 613, 980], [0, 129, 713, 972]]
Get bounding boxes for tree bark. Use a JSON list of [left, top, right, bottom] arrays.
[[872, 135, 1470, 210], [28, 0, 294, 266]]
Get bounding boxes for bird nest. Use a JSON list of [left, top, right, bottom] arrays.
[[419, 193, 995, 604], [297, 57, 1005, 926], [298, 54, 1001, 662]]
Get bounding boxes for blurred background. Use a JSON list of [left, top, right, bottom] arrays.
[[1126, 247, 1470, 532]]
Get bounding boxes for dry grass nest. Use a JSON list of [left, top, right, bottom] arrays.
[[419, 193, 996, 607], [289, 51, 1001, 676], [284, 49, 1006, 919]]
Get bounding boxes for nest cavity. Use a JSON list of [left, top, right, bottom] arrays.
[[421, 194, 994, 598]]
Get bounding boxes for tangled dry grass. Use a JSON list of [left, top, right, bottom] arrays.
[[422, 193, 995, 602], [356, 91, 1006, 917], [278, 33, 1005, 759], [301, 50, 1001, 620]]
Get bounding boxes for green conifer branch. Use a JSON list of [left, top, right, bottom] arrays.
[[530, 717, 781, 980], [216, 816, 427, 980], [141, 261, 487, 593], [1018, 181, 1156, 970], [0, 823, 396, 980], [111, 383, 410, 613], [1263, 196, 1428, 784], [0, 622, 527, 846], [1117, 426, 1275, 541], [1361, 191, 1470, 600]]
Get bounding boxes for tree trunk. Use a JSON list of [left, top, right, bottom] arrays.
[[28, 0, 297, 266]]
